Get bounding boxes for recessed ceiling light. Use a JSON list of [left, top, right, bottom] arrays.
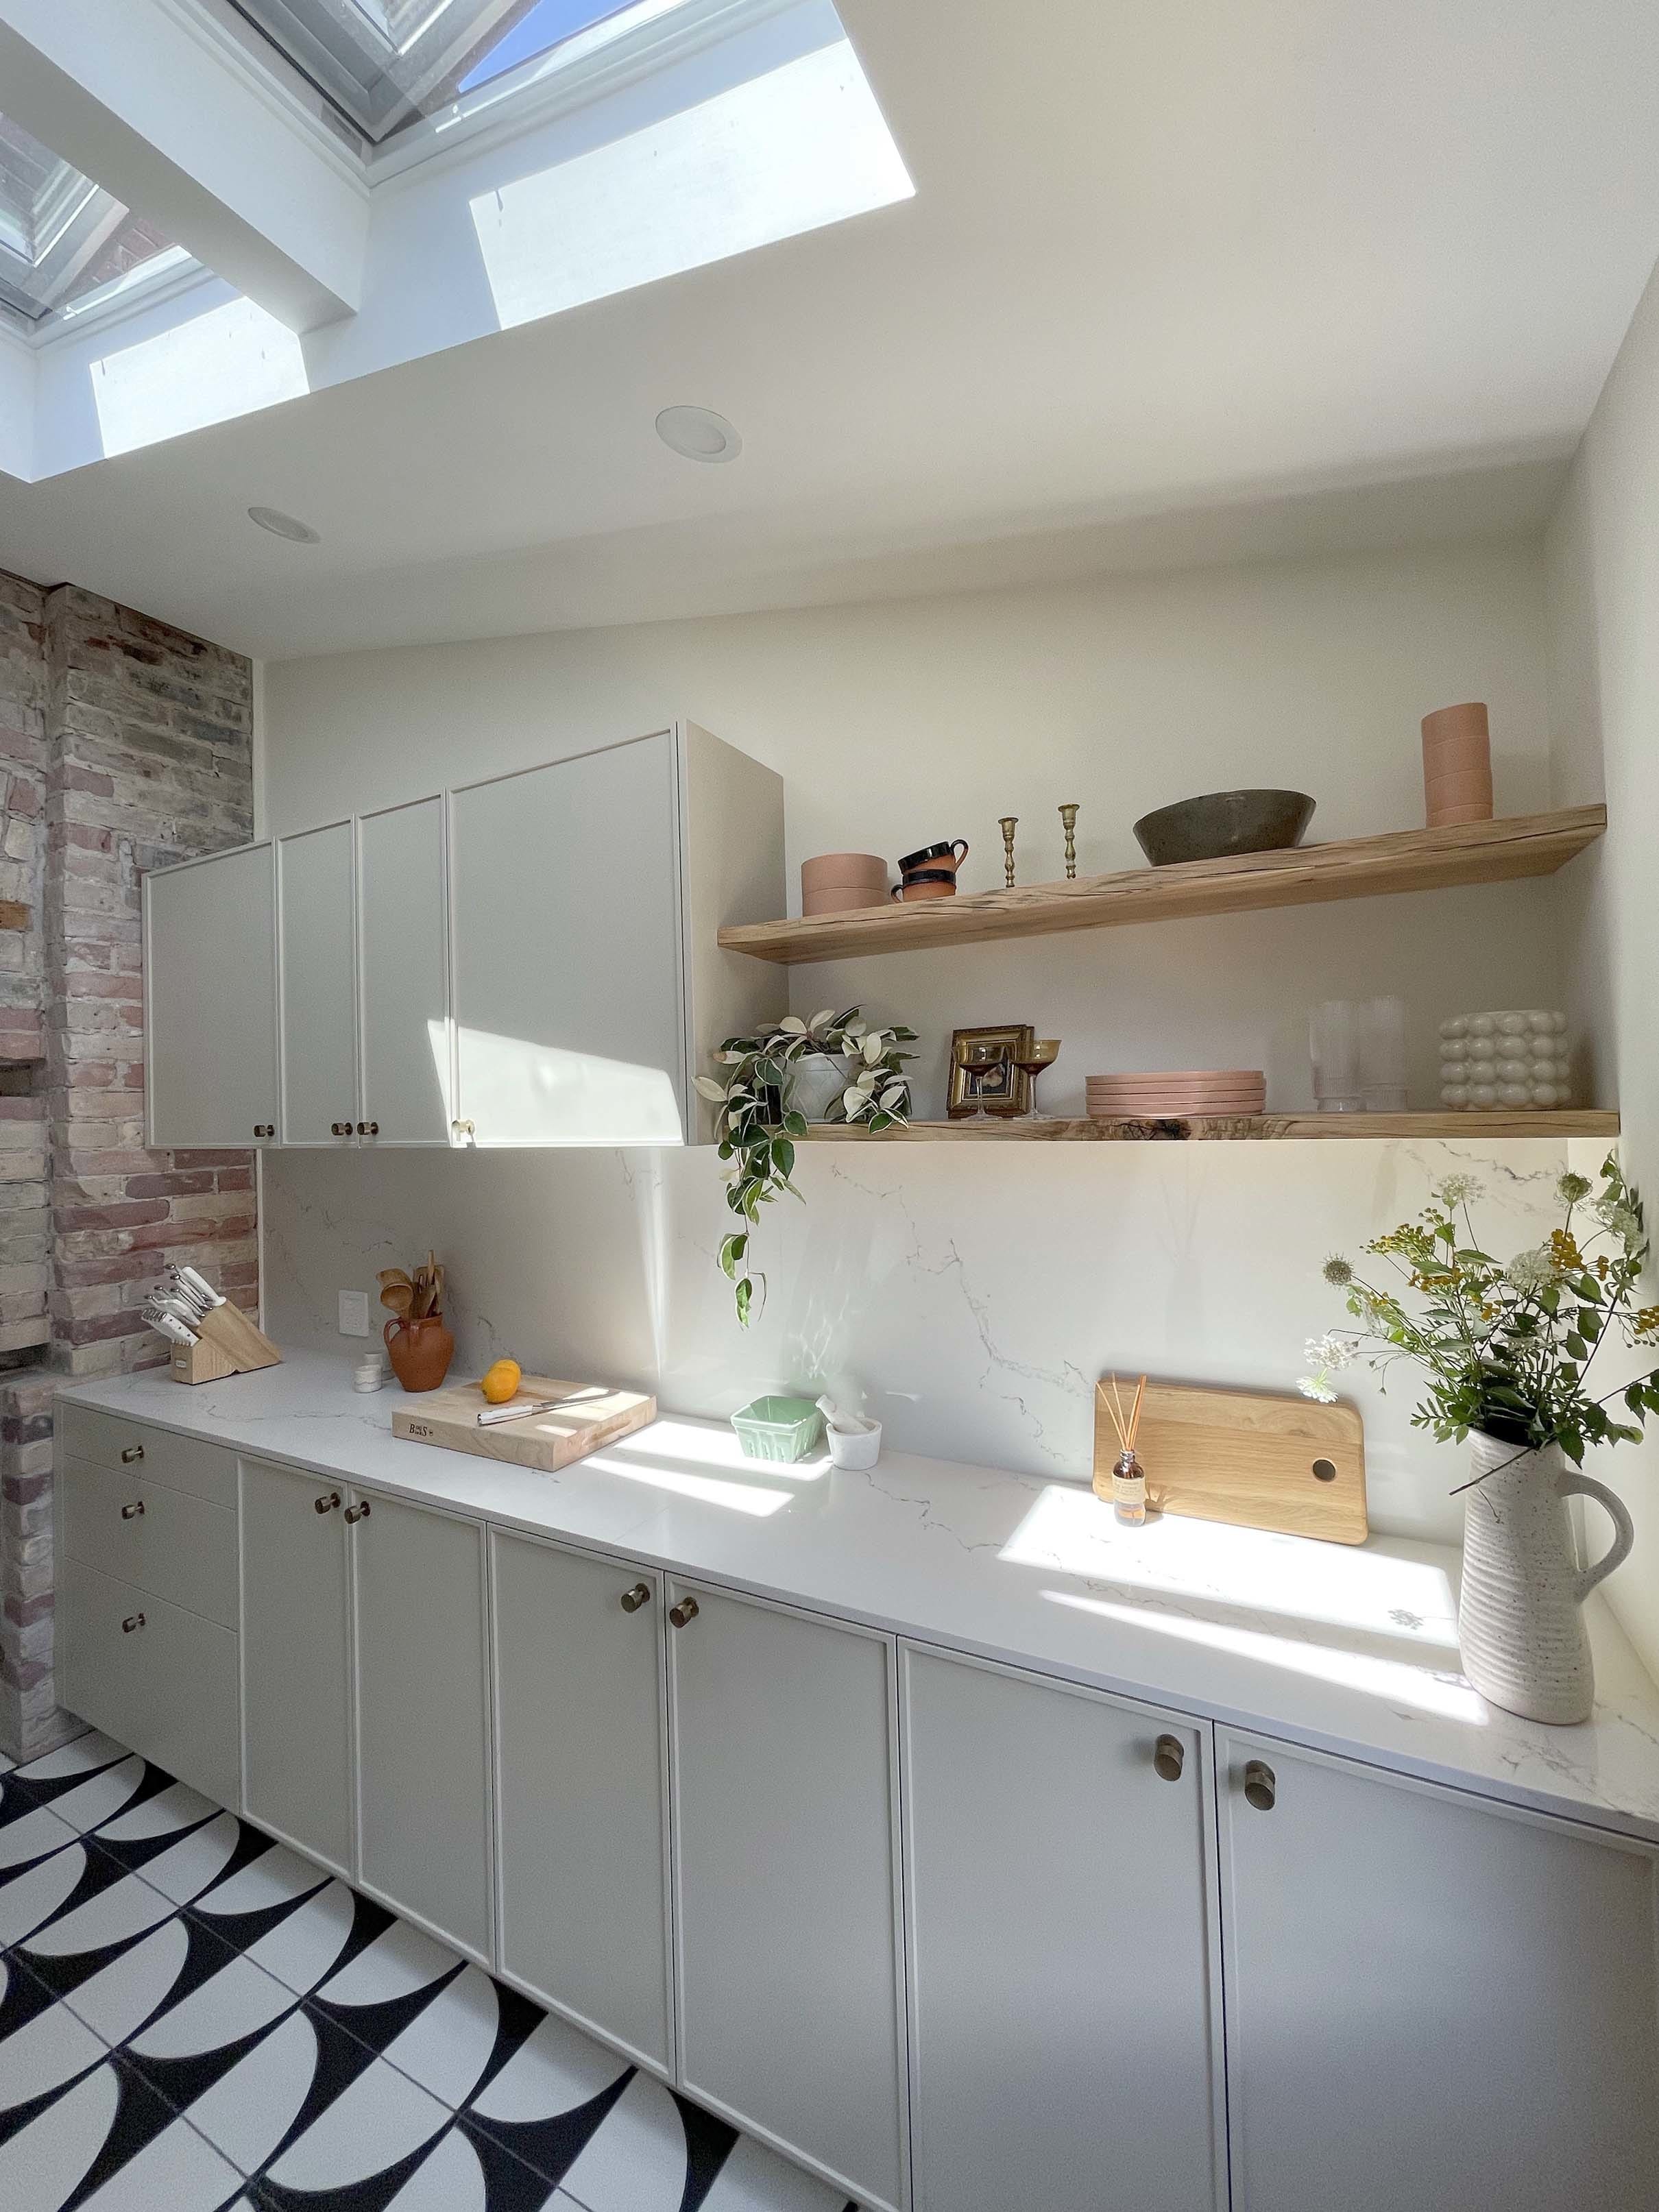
[[655, 406, 742, 463], [247, 505, 321, 543]]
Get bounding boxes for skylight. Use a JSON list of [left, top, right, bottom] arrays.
[[0, 112, 178, 323], [226, 0, 649, 143]]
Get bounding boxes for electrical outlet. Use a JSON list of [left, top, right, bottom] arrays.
[[338, 1289, 370, 1337]]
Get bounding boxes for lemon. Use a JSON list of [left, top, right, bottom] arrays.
[[481, 1358, 522, 1405]]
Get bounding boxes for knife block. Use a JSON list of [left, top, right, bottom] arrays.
[[169, 1306, 282, 1385]]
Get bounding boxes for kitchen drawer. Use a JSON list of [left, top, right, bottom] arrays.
[[61, 1455, 236, 1629], [56, 1405, 235, 1507], [60, 1557, 239, 1809]]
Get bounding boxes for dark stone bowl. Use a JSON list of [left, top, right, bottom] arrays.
[[1132, 788, 1317, 867]]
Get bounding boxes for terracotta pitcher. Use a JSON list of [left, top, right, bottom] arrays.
[[385, 1312, 455, 1394]]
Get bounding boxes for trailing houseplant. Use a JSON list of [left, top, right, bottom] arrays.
[[695, 1007, 916, 1325], [1303, 1158, 1659, 1722]]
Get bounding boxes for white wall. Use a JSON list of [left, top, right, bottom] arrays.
[[1547, 260, 1659, 1680], [258, 535, 1577, 1540]]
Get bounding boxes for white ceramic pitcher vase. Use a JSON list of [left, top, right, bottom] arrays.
[[1457, 1430, 1634, 1725]]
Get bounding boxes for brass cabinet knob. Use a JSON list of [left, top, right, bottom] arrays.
[[620, 1582, 652, 1614], [253, 1124, 274, 1138], [120, 1500, 145, 1521], [331, 1122, 349, 1137], [120, 1444, 144, 1464], [668, 1595, 699, 1629], [356, 1121, 379, 1136], [121, 1612, 146, 1633], [313, 1490, 341, 1515], [451, 1119, 475, 1139], [343, 1500, 372, 1524], [1243, 1759, 1277, 1812], [1153, 1733, 1185, 1782]]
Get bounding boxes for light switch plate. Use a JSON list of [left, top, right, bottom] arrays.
[[338, 1289, 370, 1337]]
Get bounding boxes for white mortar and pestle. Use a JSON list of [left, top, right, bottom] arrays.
[[817, 1393, 883, 1470]]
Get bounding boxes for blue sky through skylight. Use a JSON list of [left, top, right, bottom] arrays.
[[458, 0, 632, 93]]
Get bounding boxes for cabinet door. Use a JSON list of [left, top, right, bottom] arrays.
[[145, 844, 277, 1148], [668, 1583, 906, 2211], [279, 821, 358, 1145], [359, 797, 450, 1144], [450, 734, 686, 1146], [492, 1532, 670, 2071], [1220, 1729, 1659, 2211], [902, 1648, 1224, 2212], [352, 1490, 492, 1961], [239, 1457, 352, 1875]]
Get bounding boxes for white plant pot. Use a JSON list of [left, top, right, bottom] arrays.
[[1457, 1431, 1634, 1724], [786, 1053, 849, 1123]]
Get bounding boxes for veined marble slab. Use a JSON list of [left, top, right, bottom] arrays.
[[57, 1352, 1659, 1847]]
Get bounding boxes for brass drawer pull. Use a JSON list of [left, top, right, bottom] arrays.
[[120, 1444, 144, 1465], [1153, 1733, 1185, 1782], [1243, 1759, 1277, 1812], [314, 1490, 341, 1514], [120, 1500, 145, 1521], [668, 1595, 699, 1629], [121, 1612, 146, 1633], [620, 1582, 652, 1614], [356, 1121, 379, 1136], [254, 1123, 275, 1138], [344, 1500, 371, 1524]]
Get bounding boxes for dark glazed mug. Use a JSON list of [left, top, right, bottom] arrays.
[[897, 839, 969, 874], [893, 839, 969, 900]]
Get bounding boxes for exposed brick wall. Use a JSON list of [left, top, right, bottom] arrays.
[[0, 572, 256, 1757], [44, 585, 257, 1374]]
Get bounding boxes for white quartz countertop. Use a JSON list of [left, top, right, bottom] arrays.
[[58, 1352, 1659, 1845]]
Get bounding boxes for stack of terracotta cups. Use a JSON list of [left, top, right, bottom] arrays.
[[1421, 701, 1494, 828], [800, 852, 889, 916]]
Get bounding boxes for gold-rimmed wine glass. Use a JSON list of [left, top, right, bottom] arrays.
[[1012, 1039, 1061, 1121], [955, 1037, 1010, 1121]]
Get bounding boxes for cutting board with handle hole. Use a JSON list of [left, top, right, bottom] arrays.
[[1093, 1379, 1367, 1544], [392, 1374, 655, 1472]]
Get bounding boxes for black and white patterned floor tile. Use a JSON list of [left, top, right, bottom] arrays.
[[0, 1731, 857, 2212]]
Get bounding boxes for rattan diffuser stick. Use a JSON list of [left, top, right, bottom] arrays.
[[1102, 1370, 1148, 1525]]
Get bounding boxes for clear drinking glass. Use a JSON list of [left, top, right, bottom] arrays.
[[1309, 999, 1364, 1113]]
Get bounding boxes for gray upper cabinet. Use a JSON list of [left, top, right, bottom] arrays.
[[358, 796, 450, 1144], [491, 1529, 672, 2072], [448, 734, 686, 1147], [668, 1581, 908, 2212], [144, 725, 782, 1153], [351, 1487, 493, 1962], [901, 1646, 1225, 2212], [1218, 1727, 1659, 2212], [145, 843, 278, 1148], [278, 821, 359, 1145]]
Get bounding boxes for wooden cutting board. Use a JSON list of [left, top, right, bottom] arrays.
[[392, 1374, 656, 1473], [1093, 1379, 1367, 1544]]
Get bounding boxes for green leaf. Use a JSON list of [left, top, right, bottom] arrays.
[[782, 1110, 808, 1137], [1566, 1333, 1587, 1361], [771, 1138, 795, 1178], [718, 1232, 747, 1280], [734, 1276, 752, 1327]]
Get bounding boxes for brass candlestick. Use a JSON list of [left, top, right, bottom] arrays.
[[1058, 802, 1080, 879], [998, 816, 1017, 889]]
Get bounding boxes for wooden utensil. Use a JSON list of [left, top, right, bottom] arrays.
[[1093, 1378, 1367, 1543]]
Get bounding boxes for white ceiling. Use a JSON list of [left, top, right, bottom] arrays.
[[2, 0, 1658, 661]]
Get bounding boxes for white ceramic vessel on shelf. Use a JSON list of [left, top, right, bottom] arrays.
[[1439, 1009, 1570, 1110], [1457, 1431, 1634, 1723], [787, 1052, 853, 1122]]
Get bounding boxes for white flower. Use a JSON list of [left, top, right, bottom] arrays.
[[1597, 1200, 1642, 1245], [1435, 1173, 1485, 1207], [1304, 1333, 1356, 1371], [1299, 1375, 1338, 1404], [1505, 1245, 1557, 1294]]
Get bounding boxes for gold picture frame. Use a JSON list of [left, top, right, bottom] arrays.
[[947, 1023, 1034, 1118]]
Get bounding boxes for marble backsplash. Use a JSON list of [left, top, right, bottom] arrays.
[[259, 1134, 1595, 1544]]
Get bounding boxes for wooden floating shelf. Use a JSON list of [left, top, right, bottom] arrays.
[[795, 1111, 1620, 1143], [720, 805, 1607, 965]]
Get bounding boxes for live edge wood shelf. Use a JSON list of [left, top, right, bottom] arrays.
[[718, 805, 1607, 965], [797, 1111, 1620, 1143]]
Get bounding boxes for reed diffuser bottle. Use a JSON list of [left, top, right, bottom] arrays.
[[1099, 1373, 1148, 1526]]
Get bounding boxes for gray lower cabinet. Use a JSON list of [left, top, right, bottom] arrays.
[[667, 1581, 908, 2212], [240, 1455, 354, 1876], [1218, 1728, 1659, 2211], [351, 1489, 493, 1962], [490, 1531, 671, 2071], [900, 1645, 1225, 2212]]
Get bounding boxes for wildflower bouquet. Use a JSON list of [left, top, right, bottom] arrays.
[[1303, 1157, 1659, 1474]]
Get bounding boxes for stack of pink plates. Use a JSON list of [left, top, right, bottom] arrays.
[[1087, 1070, 1266, 1117]]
